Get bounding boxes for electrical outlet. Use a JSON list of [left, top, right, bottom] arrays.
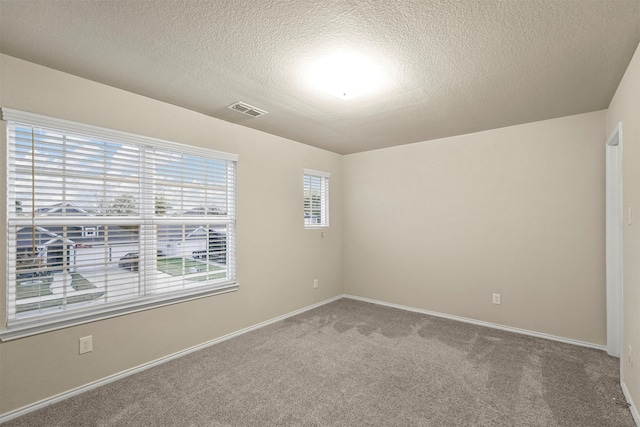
[[79, 335, 93, 355], [629, 345, 633, 367], [313, 279, 319, 289], [492, 293, 501, 305]]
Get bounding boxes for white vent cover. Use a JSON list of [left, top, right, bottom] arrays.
[[228, 101, 268, 117]]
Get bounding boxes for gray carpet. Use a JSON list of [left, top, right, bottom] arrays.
[[6, 298, 634, 426]]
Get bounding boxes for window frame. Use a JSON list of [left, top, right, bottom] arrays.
[[303, 168, 330, 228], [1, 108, 239, 341]]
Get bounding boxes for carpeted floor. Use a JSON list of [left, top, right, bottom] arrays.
[[6, 298, 634, 426]]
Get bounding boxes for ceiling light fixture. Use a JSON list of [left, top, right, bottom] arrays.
[[309, 52, 384, 101]]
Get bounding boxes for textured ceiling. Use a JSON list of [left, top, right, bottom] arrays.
[[1, 0, 639, 154]]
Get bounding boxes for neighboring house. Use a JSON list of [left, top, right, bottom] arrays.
[[35, 202, 91, 215], [183, 207, 226, 216], [15, 227, 75, 276], [15, 225, 137, 276], [160, 224, 227, 264], [160, 206, 227, 258], [16, 202, 138, 274], [17, 203, 228, 275], [35, 202, 102, 237]]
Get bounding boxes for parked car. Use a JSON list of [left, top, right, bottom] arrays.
[[119, 250, 166, 272], [119, 252, 139, 272]]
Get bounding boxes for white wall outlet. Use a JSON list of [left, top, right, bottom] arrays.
[[313, 279, 319, 289], [492, 293, 501, 305], [629, 345, 633, 367], [79, 335, 93, 355]]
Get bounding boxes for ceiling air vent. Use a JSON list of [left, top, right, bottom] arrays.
[[228, 101, 268, 118]]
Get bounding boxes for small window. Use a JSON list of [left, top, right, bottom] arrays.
[[303, 169, 329, 227]]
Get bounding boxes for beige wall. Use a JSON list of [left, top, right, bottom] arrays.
[[0, 49, 629, 417], [607, 41, 640, 414], [0, 55, 343, 415], [344, 110, 607, 344]]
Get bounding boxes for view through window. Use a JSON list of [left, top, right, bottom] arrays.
[[303, 169, 329, 227], [4, 109, 237, 332]]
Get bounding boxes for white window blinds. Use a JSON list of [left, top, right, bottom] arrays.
[[303, 169, 329, 227], [3, 108, 238, 338]]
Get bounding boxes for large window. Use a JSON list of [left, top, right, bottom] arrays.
[[303, 169, 329, 227], [3, 109, 237, 338]]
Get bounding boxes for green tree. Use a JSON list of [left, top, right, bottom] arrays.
[[109, 194, 136, 216], [94, 193, 136, 216], [155, 195, 171, 216]]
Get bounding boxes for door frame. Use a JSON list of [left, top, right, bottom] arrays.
[[606, 122, 623, 358]]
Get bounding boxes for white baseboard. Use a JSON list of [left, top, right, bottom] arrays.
[[622, 381, 640, 426], [343, 294, 607, 351], [0, 294, 343, 424]]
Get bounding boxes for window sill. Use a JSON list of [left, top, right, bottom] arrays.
[[0, 283, 239, 341]]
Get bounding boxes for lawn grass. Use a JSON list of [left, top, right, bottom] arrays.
[[70, 272, 96, 291], [16, 257, 225, 314], [157, 257, 226, 281], [16, 275, 54, 300], [16, 272, 105, 313]]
